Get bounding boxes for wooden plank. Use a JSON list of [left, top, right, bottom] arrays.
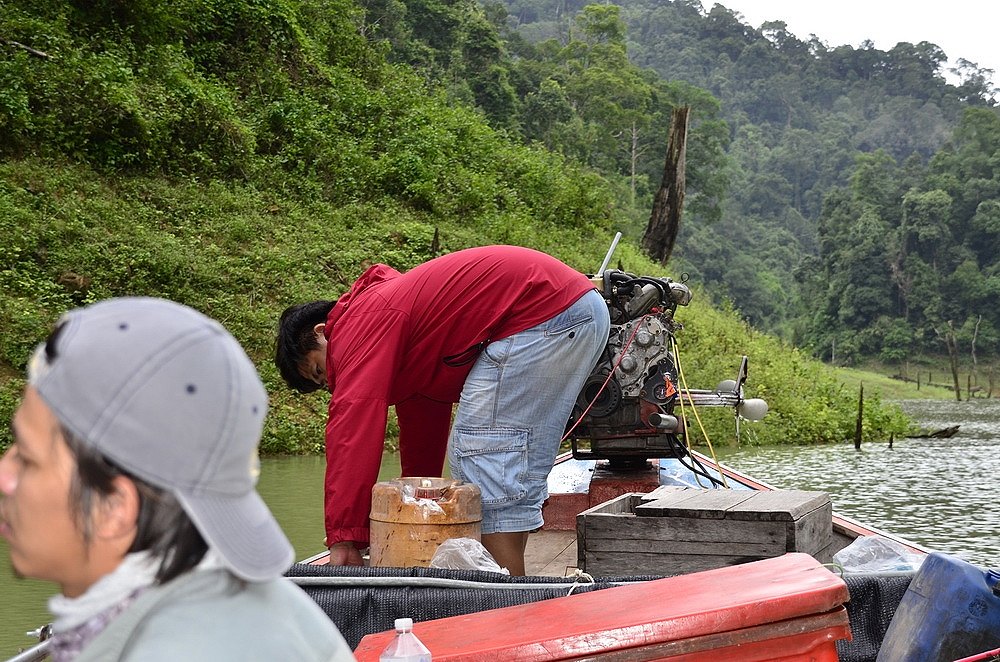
[[787, 503, 833, 554], [638, 485, 689, 502], [581, 514, 786, 547], [578, 488, 835, 576], [584, 537, 781, 557], [627, 488, 708, 514], [579, 492, 643, 516], [635, 488, 756, 519], [726, 490, 830, 521], [525, 529, 578, 577], [578, 494, 643, 569], [814, 538, 838, 565], [583, 550, 774, 576]]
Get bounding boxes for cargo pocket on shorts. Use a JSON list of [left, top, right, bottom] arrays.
[[452, 427, 528, 506], [544, 311, 593, 337]]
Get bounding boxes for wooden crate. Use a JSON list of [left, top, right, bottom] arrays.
[[577, 486, 833, 577]]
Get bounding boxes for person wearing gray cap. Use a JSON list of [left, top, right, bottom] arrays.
[[0, 297, 354, 661]]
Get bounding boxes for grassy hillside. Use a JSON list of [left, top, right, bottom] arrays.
[[0, 156, 916, 452], [832, 368, 955, 401], [0, 1, 912, 453]]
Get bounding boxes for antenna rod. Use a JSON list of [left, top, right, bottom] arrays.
[[597, 231, 622, 274]]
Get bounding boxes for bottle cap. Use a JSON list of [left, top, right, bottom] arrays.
[[394, 618, 414, 631], [988, 568, 1000, 594]]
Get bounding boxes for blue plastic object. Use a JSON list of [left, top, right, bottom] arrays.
[[876, 552, 1000, 662]]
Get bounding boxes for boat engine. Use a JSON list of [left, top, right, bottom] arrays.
[[566, 269, 767, 470]]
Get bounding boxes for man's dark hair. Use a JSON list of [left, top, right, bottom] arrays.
[[65, 430, 208, 584], [275, 300, 335, 393]]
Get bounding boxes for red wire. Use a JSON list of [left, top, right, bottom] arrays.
[[561, 313, 653, 442], [952, 648, 1000, 662]]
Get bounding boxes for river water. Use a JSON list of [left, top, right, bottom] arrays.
[[715, 398, 1000, 569], [1, 399, 998, 657]]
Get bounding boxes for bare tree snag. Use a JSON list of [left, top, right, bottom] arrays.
[[935, 321, 962, 401], [971, 314, 981, 385], [1, 38, 50, 59], [854, 383, 863, 451], [642, 106, 689, 264]]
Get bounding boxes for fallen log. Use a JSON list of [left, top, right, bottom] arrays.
[[906, 425, 960, 439]]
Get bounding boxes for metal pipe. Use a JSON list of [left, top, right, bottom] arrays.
[[287, 575, 642, 590], [4, 640, 50, 662], [681, 390, 742, 407], [597, 232, 622, 275], [648, 413, 679, 430]]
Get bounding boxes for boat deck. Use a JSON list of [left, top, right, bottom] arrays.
[[524, 529, 579, 577]]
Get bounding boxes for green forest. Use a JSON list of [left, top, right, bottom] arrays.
[[419, 0, 1000, 370], [4, 0, 996, 453]]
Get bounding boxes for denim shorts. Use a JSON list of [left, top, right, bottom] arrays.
[[448, 289, 610, 534]]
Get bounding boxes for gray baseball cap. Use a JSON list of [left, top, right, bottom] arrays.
[[27, 297, 293, 582]]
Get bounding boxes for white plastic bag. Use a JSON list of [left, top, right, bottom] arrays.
[[833, 534, 925, 572], [400, 484, 445, 518], [429, 538, 509, 574]]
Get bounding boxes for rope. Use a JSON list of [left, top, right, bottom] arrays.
[[561, 314, 652, 443], [821, 561, 846, 578], [287, 575, 640, 591], [670, 335, 729, 489], [565, 568, 596, 596]]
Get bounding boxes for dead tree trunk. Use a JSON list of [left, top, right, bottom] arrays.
[[854, 384, 864, 451], [641, 106, 689, 265], [936, 321, 962, 401], [971, 314, 981, 386]]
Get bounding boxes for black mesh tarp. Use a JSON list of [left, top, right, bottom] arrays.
[[286, 564, 913, 656], [837, 572, 914, 662], [286, 564, 651, 649]]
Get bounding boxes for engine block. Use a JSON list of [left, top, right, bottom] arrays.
[[565, 269, 766, 470], [567, 270, 688, 466]]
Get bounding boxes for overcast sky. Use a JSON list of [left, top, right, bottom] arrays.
[[713, 1, 1000, 84]]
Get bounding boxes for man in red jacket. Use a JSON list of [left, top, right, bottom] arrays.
[[275, 245, 610, 575]]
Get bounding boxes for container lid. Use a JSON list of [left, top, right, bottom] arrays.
[[394, 618, 414, 631], [355, 553, 850, 661], [414, 478, 442, 500], [370, 478, 482, 523]]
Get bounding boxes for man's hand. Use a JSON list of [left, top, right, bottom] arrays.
[[327, 541, 364, 566]]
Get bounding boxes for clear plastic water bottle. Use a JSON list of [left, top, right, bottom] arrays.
[[379, 617, 432, 662]]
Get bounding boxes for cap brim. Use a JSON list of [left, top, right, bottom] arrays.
[[176, 489, 294, 582]]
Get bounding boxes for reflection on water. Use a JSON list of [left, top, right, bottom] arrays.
[[717, 398, 1000, 568], [255, 455, 327, 560]]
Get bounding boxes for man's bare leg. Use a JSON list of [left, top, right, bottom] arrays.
[[481, 531, 529, 576]]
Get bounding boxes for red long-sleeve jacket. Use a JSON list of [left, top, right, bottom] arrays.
[[322, 245, 596, 547]]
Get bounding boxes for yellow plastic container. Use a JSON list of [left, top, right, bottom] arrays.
[[369, 477, 482, 568]]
